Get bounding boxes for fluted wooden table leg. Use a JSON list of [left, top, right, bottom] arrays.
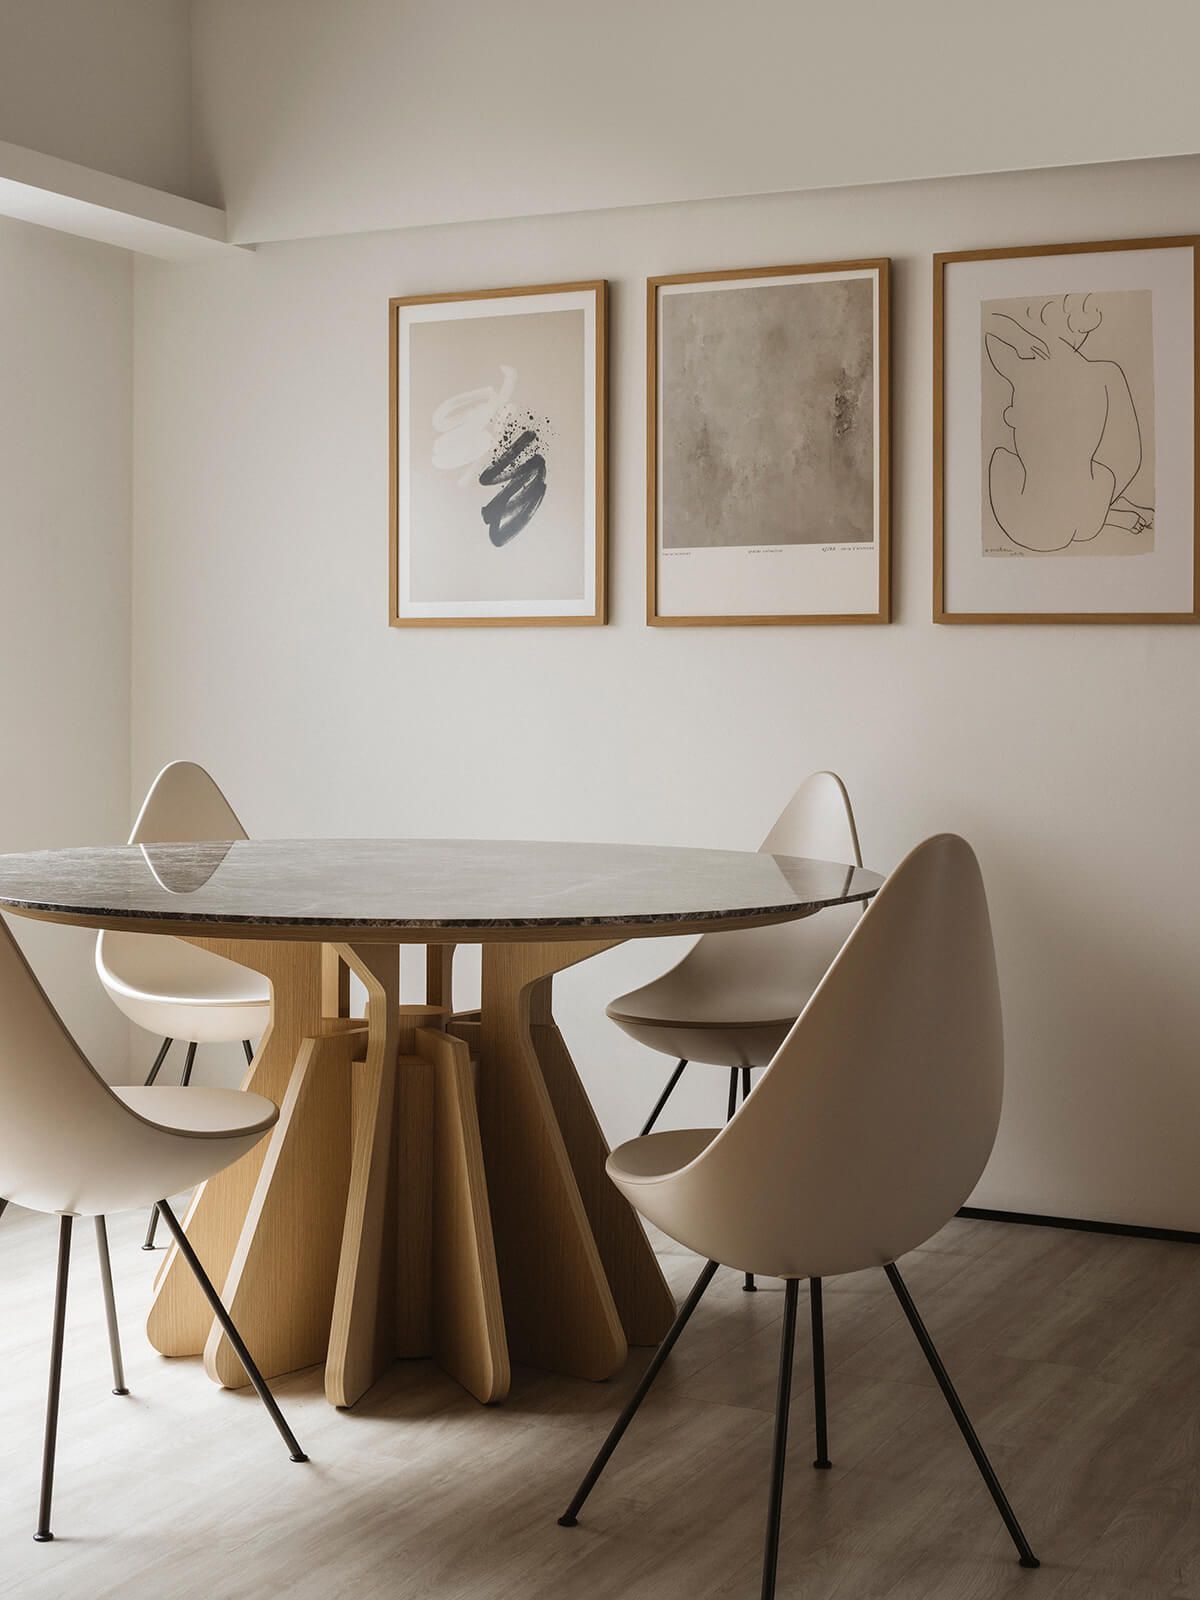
[[417, 1024, 509, 1403], [205, 1026, 356, 1386], [477, 941, 635, 1381], [526, 991, 676, 1348], [147, 939, 330, 1363], [325, 943, 403, 1405], [325, 947, 508, 1408]]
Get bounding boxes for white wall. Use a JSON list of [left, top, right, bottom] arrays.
[[0, 215, 133, 1071], [190, 0, 1200, 243], [132, 152, 1200, 1230], [0, 0, 196, 198]]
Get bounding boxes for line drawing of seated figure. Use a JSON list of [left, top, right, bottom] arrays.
[[984, 293, 1154, 553]]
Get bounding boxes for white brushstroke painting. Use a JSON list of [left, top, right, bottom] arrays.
[[398, 301, 590, 613]]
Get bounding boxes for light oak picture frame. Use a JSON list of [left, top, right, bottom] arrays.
[[934, 236, 1200, 624], [389, 280, 607, 628], [647, 259, 891, 626]]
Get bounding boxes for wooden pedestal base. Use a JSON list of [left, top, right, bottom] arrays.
[[146, 936, 674, 1409]]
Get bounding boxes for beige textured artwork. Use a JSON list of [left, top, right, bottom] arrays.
[[407, 308, 586, 602], [660, 278, 875, 548], [981, 290, 1155, 557]]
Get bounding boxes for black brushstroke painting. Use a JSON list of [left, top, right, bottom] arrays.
[[479, 413, 549, 546]]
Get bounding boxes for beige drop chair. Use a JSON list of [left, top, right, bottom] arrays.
[[559, 835, 1038, 1598], [96, 761, 270, 1248], [608, 771, 862, 1291], [609, 770, 863, 1133], [0, 913, 305, 1542]]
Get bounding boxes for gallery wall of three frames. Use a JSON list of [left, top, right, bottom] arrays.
[[389, 235, 1199, 629]]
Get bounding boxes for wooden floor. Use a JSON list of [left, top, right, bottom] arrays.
[[0, 1205, 1198, 1598]]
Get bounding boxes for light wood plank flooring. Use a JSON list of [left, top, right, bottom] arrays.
[[0, 1204, 1198, 1598]]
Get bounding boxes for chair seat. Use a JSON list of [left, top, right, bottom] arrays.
[[607, 973, 803, 1069], [98, 932, 271, 1044], [114, 1085, 278, 1140], [608, 1127, 718, 1184]]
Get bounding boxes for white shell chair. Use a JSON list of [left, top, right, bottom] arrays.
[[609, 770, 863, 1134], [0, 912, 305, 1542], [609, 771, 862, 1292], [96, 761, 270, 1248], [559, 836, 1038, 1598]]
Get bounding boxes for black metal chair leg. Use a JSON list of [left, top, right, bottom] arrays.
[[144, 1036, 173, 1086], [155, 1199, 307, 1463], [34, 1215, 74, 1542], [760, 1277, 800, 1599], [640, 1059, 687, 1137], [141, 1204, 161, 1251], [142, 1043, 200, 1252], [740, 1070, 757, 1292], [559, 1259, 719, 1527], [726, 1068, 739, 1121], [242, 1039, 254, 1067], [810, 1277, 830, 1467], [94, 1217, 128, 1396], [884, 1263, 1038, 1568]]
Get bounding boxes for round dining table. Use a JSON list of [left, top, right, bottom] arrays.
[[0, 838, 883, 1411]]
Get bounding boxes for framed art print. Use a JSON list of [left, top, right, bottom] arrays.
[[647, 259, 890, 625], [935, 236, 1200, 623], [389, 280, 607, 626]]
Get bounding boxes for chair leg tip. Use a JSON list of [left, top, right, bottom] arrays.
[[112, 1386, 130, 1396], [140, 1244, 158, 1253], [32, 1531, 53, 1543], [1019, 1556, 1040, 1569], [289, 1452, 309, 1464], [813, 1458, 832, 1470], [557, 1515, 578, 1528]]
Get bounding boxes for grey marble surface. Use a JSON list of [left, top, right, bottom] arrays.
[[0, 838, 883, 938]]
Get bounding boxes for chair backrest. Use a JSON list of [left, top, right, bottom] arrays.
[[0, 917, 169, 1213], [759, 770, 863, 865], [128, 761, 247, 845], [670, 771, 863, 1001], [641, 835, 1004, 1279], [0, 915, 273, 1215], [97, 762, 248, 993]]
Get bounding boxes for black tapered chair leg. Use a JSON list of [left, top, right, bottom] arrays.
[[740, 1070, 757, 1292], [760, 1277, 800, 1599], [94, 1217, 128, 1396], [884, 1263, 1038, 1568], [640, 1059, 687, 1137], [242, 1039, 254, 1067], [155, 1199, 307, 1463], [144, 1036, 173, 1086], [141, 1204, 160, 1251], [810, 1277, 830, 1467], [142, 1042, 199, 1251], [34, 1215, 74, 1542], [726, 1068, 739, 1121], [559, 1259, 719, 1527]]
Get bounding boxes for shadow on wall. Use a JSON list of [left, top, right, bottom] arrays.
[[968, 834, 1200, 1222]]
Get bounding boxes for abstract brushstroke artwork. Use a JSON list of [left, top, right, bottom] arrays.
[[390, 282, 606, 626], [937, 238, 1198, 622], [648, 260, 890, 625]]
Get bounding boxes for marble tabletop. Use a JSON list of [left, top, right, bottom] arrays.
[[0, 838, 884, 942]]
